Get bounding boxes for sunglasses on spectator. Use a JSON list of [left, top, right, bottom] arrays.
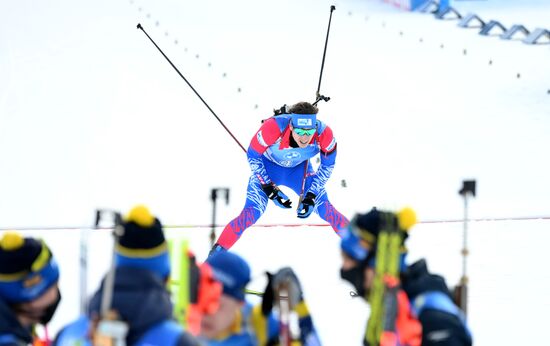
[[293, 128, 316, 136]]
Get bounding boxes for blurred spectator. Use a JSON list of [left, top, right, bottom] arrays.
[[198, 250, 321, 345], [54, 205, 201, 346], [340, 207, 472, 346], [0, 231, 61, 345]]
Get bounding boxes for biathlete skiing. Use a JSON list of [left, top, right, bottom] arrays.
[[210, 101, 349, 253]]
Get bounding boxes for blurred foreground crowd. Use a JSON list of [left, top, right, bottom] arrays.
[[0, 205, 471, 346]]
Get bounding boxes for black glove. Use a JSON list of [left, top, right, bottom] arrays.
[[297, 192, 316, 218], [262, 184, 292, 209], [261, 272, 275, 316]]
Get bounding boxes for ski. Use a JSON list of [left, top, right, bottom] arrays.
[[366, 213, 402, 346]]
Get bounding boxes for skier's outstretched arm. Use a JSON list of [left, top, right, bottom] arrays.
[[247, 118, 281, 185], [248, 118, 292, 209]]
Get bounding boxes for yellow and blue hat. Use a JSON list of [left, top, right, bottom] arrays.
[[115, 205, 170, 279], [0, 232, 59, 303], [340, 207, 417, 268]]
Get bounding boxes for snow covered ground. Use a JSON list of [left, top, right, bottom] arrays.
[[1, 0, 549, 344]]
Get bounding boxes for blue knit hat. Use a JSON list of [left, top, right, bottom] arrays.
[[115, 205, 170, 279], [0, 232, 59, 303], [290, 113, 316, 129], [206, 251, 250, 301]]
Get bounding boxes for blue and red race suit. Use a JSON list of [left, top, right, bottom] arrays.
[[216, 114, 349, 249]]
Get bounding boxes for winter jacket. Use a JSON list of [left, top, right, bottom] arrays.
[[199, 300, 321, 346], [53, 266, 201, 346], [0, 297, 32, 346], [402, 259, 472, 346]]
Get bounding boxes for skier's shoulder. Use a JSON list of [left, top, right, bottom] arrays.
[[136, 319, 196, 346], [52, 315, 91, 346], [402, 259, 453, 300], [259, 115, 289, 134], [316, 119, 330, 135]]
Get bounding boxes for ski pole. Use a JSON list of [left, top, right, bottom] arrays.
[[79, 229, 89, 315], [245, 288, 289, 299], [210, 188, 230, 249], [277, 280, 292, 346], [297, 5, 337, 203], [272, 6, 336, 112], [297, 160, 309, 210], [457, 180, 476, 318], [95, 210, 124, 319], [94, 209, 129, 346], [312, 5, 336, 106], [137, 24, 247, 153]]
